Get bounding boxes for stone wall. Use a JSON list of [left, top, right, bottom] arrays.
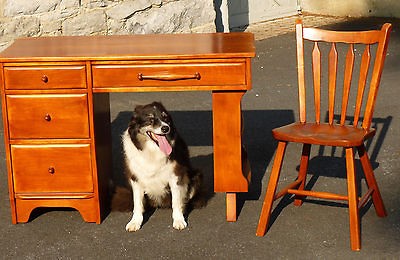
[[0, 0, 216, 51]]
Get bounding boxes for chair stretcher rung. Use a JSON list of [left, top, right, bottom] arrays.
[[274, 179, 302, 201], [276, 185, 374, 208], [287, 189, 348, 201], [358, 188, 374, 209]]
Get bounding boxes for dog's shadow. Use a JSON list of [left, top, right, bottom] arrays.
[[110, 111, 215, 226]]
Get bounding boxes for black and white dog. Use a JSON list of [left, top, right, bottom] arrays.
[[121, 102, 202, 231]]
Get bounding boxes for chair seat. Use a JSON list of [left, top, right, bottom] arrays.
[[272, 122, 376, 147]]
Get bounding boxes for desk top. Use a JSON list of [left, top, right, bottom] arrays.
[[0, 33, 255, 62]]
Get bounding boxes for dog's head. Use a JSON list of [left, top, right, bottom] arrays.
[[128, 102, 175, 155]]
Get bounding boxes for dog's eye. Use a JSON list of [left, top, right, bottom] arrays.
[[146, 114, 155, 123]]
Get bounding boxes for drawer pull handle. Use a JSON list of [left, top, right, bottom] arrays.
[[137, 72, 201, 81], [41, 75, 49, 83], [48, 167, 55, 174], [44, 114, 52, 122]]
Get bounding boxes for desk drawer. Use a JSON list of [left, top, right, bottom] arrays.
[[4, 66, 87, 90], [11, 144, 93, 193], [6, 94, 89, 139], [92, 62, 246, 88]]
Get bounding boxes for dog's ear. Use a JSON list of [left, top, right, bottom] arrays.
[[129, 114, 137, 125], [131, 105, 144, 123], [133, 105, 144, 114], [150, 101, 166, 110], [150, 101, 161, 106]]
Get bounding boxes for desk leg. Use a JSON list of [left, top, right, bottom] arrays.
[[212, 91, 250, 222], [226, 193, 237, 222]]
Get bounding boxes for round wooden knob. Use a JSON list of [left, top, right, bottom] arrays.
[[41, 75, 49, 83], [48, 167, 55, 174], [44, 114, 52, 121]]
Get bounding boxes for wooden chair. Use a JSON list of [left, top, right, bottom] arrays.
[[256, 20, 392, 251]]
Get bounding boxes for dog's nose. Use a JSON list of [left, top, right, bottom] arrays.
[[161, 125, 170, 134]]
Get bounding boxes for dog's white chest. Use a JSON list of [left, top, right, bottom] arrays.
[[122, 130, 176, 197]]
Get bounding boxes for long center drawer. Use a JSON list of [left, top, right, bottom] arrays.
[[92, 61, 247, 90]]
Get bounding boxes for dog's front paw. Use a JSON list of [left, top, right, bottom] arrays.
[[125, 215, 143, 232], [173, 218, 187, 230]]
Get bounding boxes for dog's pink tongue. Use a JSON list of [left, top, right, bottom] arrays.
[[156, 135, 172, 155]]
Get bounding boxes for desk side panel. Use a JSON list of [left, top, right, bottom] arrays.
[[0, 63, 17, 223]]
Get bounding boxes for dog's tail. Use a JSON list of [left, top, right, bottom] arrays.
[[111, 186, 133, 212], [188, 169, 209, 209]]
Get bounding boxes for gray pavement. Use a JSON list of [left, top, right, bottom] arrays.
[[0, 16, 399, 259]]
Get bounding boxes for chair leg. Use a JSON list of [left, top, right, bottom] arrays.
[[357, 145, 387, 217], [256, 141, 287, 237], [294, 143, 311, 206], [345, 147, 361, 251]]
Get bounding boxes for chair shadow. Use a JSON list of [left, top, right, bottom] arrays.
[[110, 109, 295, 221], [266, 115, 392, 230]]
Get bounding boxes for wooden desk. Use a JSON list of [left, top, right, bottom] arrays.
[[0, 33, 255, 224]]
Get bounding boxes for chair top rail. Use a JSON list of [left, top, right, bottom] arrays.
[[302, 25, 391, 44]]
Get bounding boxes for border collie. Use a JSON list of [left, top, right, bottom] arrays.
[[121, 102, 202, 231]]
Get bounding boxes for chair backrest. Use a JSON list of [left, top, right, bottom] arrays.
[[296, 20, 392, 130]]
